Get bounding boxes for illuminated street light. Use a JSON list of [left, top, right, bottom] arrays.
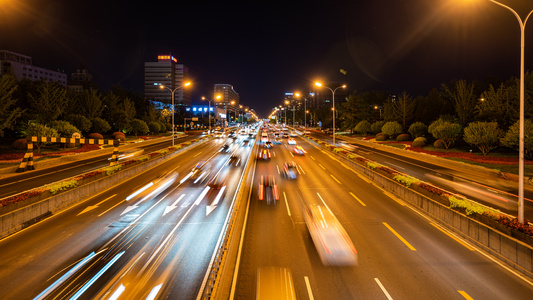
[[159, 81, 191, 146], [202, 94, 221, 133], [475, 0, 533, 224], [315, 82, 346, 146]]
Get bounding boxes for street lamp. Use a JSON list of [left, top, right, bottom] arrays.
[[374, 105, 382, 121], [159, 81, 191, 146], [284, 100, 289, 125], [315, 82, 346, 146], [480, 0, 533, 224], [202, 94, 221, 134]]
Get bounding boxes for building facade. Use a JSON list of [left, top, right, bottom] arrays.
[[0, 50, 67, 86], [144, 55, 191, 107], [214, 84, 240, 123]]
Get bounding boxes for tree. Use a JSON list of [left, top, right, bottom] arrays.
[[26, 123, 59, 153], [65, 114, 92, 133], [477, 83, 517, 128], [408, 122, 427, 138], [444, 79, 476, 126], [500, 119, 533, 159], [0, 74, 23, 137], [148, 121, 161, 134], [91, 117, 111, 134], [77, 88, 104, 119], [393, 91, 416, 130], [131, 119, 149, 137], [463, 122, 501, 156], [370, 121, 384, 134], [428, 119, 462, 150], [354, 120, 371, 136], [28, 81, 68, 124], [48, 120, 80, 149], [381, 121, 402, 137], [115, 98, 136, 132], [340, 91, 370, 131]]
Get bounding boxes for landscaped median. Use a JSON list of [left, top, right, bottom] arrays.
[[0, 135, 211, 238], [305, 134, 533, 277]]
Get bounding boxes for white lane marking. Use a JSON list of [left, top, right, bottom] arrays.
[[304, 276, 314, 300], [374, 278, 393, 300], [316, 192, 333, 215], [276, 165, 280, 174], [385, 162, 405, 170], [283, 192, 291, 216]]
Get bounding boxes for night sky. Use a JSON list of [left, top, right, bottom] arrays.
[[1, 0, 533, 117]]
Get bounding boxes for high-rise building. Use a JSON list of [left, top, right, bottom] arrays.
[[214, 84, 240, 122], [144, 55, 190, 106], [0, 50, 67, 86], [67, 65, 96, 92]]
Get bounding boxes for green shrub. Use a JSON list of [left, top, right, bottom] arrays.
[[105, 165, 122, 175], [46, 179, 78, 195], [434, 139, 446, 149], [381, 121, 402, 137], [375, 133, 389, 141], [65, 114, 92, 133], [354, 120, 371, 136], [12, 138, 27, 150], [91, 117, 111, 134], [393, 174, 420, 187], [87, 133, 103, 139], [448, 195, 499, 216], [370, 121, 385, 134], [157, 149, 169, 155], [136, 155, 150, 162], [347, 154, 356, 159], [366, 162, 380, 170], [408, 122, 427, 138], [148, 121, 161, 133], [412, 137, 427, 147], [396, 133, 411, 141]]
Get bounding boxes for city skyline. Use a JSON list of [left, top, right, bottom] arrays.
[[1, 0, 533, 116]]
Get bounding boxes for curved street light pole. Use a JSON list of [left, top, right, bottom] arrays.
[[315, 82, 346, 146], [486, 0, 533, 224], [160, 82, 190, 146]]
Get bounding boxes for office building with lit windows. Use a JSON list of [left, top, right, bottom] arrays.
[[0, 50, 67, 86], [144, 55, 191, 107]]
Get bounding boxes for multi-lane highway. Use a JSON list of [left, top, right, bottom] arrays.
[[0, 134, 252, 299], [1, 126, 532, 299], [233, 131, 533, 299]]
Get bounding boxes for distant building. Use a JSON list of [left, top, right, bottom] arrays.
[[214, 84, 240, 120], [67, 65, 96, 92], [310, 84, 350, 109], [144, 55, 191, 107], [0, 50, 67, 86]]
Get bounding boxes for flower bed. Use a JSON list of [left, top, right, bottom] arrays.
[[406, 146, 533, 165]]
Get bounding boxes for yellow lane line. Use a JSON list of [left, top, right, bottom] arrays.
[[383, 191, 405, 206], [430, 223, 475, 251], [349, 192, 366, 206], [310, 155, 316, 160], [383, 222, 416, 251], [330, 174, 341, 184], [458, 290, 474, 300], [318, 164, 326, 170]]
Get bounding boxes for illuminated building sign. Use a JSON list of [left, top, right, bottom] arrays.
[[285, 92, 293, 96], [157, 55, 178, 63]]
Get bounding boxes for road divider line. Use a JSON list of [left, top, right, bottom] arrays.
[[383, 191, 405, 206], [298, 165, 305, 175], [304, 276, 314, 300], [458, 290, 473, 300], [316, 193, 333, 215], [374, 278, 393, 300], [98, 199, 126, 217], [276, 165, 280, 174], [318, 164, 326, 170], [430, 223, 475, 251], [330, 174, 341, 184], [193, 151, 203, 157], [383, 222, 416, 251], [283, 192, 291, 216], [77, 194, 117, 216], [349, 192, 366, 206], [310, 155, 316, 160]]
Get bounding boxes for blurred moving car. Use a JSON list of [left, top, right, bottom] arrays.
[[207, 169, 228, 190], [242, 139, 251, 147], [258, 148, 272, 160], [289, 131, 298, 137], [264, 141, 273, 148], [109, 148, 144, 161], [273, 139, 282, 145], [188, 161, 212, 184], [303, 204, 358, 266], [258, 175, 279, 204], [287, 138, 296, 145], [256, 266, 297, 300], [283, 162, 298, 179], [220, 144, 231, 153], [292, 146, 306, 155], [228, 154, 241, 167]]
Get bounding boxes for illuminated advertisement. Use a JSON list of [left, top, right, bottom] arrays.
[[157, 55, 178, 63]]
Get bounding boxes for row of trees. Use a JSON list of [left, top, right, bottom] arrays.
[[0, 74, 175, 140]]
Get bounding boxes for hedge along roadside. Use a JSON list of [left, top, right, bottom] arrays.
[[304, 135, 533, 279], [0, 136, 211, 238]]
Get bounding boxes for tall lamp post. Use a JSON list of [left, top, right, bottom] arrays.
[[284, 100, 289, 125], [160, 81, 191, 146], [481, 0, 532, 224], [202, 94, 221, 134], [315, 82, 346, 146]]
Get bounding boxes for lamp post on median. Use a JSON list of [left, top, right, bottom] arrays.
[[202, 94, 221, 134], [477, 0, 533, 224], [315, 82, 346, 146], [159, 81, 191, 146]]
